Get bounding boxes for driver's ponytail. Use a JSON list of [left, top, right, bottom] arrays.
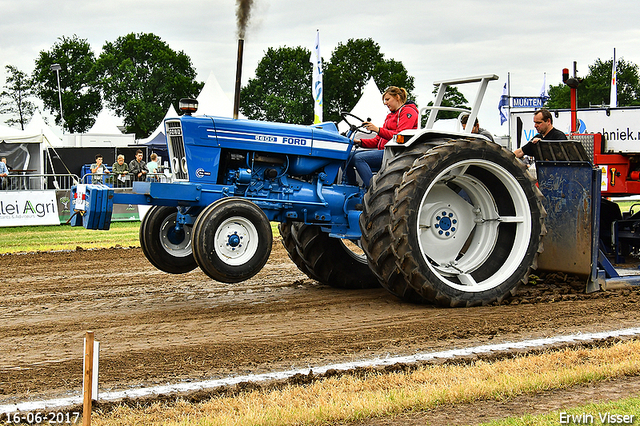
[[383, 86, 408, 104]]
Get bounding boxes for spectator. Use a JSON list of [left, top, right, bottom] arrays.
[[514, 108, 567, 159], [90, 154, 110, 184], [112, 154, 129, 187], [460, 114, 495, 142], [346, 86, 419, 188], [0, 157, 8, 190], [129, 149, 148, 181], [147, 153, 158, 181]]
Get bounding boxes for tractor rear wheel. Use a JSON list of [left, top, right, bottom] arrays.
[[362, 138, 545, 307], [192, 198, 272, 283], [279, 222, 378, 289], [278, 222, 321, 282], [359, 143, 429, 301], [140, 206, 198, 274]]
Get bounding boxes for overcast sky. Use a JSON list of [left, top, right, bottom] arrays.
[[2, 0, 640, 135]]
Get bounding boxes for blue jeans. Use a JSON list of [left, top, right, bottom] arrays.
[[345, 149, 384, 187]]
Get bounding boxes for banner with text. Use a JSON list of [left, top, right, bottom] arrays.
[[510, 107, 640, 153], [511, 97, 545, 109], [0, 190, 60, 227]]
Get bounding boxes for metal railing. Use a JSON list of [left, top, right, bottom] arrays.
[[80, 172, 173, 188], [0, 173, 80, 191]]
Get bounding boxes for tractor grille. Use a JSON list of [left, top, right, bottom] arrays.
[[165, 120, 188, 180]]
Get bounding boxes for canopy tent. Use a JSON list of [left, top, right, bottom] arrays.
[[139, 104, 178, 145], [137, 104, 177, 167], [0, 124, 44, 144], [87, 108, 123, 134], [25, 109, 63, 146], [196, 70, 241, 118]]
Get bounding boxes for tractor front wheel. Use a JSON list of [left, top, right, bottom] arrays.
[[140, 206, 198, 274], [192, 198, 272, 283]]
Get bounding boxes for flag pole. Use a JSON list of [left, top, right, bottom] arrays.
[[310, 29, 323, 124], [507, 72, 511, 147], [610, 48, 617, 108]]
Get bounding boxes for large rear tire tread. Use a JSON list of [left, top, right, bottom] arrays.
[[359, 144, 431, 301], [278, 222, 321, 282], [280, 222, 378, 289]]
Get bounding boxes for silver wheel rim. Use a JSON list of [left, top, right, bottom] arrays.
[[416, 159, 532, 292], [214, 216, 259, 266], [159, 212, 193, 258]]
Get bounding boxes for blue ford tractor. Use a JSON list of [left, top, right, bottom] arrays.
[[73, 75, 549, 307]]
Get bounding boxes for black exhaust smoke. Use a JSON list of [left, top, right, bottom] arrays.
[[236, 0, 253, 39]]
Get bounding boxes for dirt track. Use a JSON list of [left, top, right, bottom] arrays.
[[1, 239, 640, 422]]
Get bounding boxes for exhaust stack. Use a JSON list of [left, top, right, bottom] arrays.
[[233, 39, 244, 119]]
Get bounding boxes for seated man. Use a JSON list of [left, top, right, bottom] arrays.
[[90, 154, 110, 184], [460, 114, 495, 142], [0, 157, 8, 190]]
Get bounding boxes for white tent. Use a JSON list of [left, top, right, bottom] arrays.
[[0, 124, 42, 143], [197, 71, 238, 117], [337, 78, 388, 134], [87, 109, 123, 134], [0, 125, 44, 172], [25, 110, 63, 146]]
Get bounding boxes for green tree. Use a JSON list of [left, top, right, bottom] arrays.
[[94, 33, 203, 138], [546, 83, 570, 110], [32, 35, 102, 133], [324, 38, 415, 122], [0, 65, 36, 129], [240, 46, 314, 124], [547, 58, 640, 109]]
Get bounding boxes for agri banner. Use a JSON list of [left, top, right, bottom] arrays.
[[0, 190, 60, 227]]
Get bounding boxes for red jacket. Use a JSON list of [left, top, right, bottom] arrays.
[[360, 102, 419, 150]]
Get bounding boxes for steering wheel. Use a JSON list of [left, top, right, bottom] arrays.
[[340, 111, 373, 135]]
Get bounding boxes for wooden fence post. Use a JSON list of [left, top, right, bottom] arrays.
[[83, 331, 94, 426]]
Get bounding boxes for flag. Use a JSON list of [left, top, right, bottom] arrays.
[[539, 73, 549, 104], [498, 82, 509, 125], [309, 30, 323, 124], [610, 48, 617, 107]]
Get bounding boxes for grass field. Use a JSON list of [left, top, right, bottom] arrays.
[[0, 222, 141, 254], [0, 221, 283, 254]]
